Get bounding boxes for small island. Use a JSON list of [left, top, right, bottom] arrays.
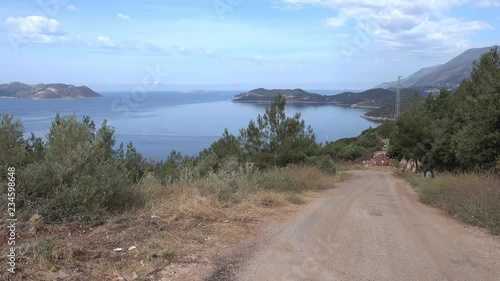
[[233, 88, 330, 103], [0, 82, 103, 99]]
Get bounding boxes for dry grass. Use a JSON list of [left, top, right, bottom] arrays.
[[336, 162, 368, 172], [408, 173, 500, 235], [287, 165, 331, 190], [1, 166, 343, 281]]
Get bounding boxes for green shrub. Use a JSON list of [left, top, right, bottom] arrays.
[[341, 145, 366, 160], [0, 114, 26, 174], [305, 155, 336, 175], [194, 157, 257, 202], [239, 94, 319, 167], [254, 168, 299, 192], [16, 115, 133, 222]]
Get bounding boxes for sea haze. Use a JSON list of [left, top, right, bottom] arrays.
[[0, 91, 379, 159]]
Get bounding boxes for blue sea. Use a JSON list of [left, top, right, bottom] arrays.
[[0, 91, 380, 159]]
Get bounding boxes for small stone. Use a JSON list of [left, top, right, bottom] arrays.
[[113, 248, 123, 252], [128, 246, 137, 251]]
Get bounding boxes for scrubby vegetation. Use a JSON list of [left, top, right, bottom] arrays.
[[322, 121, 395, 162], [1, 49, 498, 280], [408, 173, 500, 235], [1, 162, 334, 280], [0, 94, 336, 224], [0, 94, 344, 279], [1, 114, 136, 222]]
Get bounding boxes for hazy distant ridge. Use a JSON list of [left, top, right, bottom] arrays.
[[377, 46, 499, 90], [0, 82, 103, 99]]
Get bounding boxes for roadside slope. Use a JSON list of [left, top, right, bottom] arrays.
[[233, 171, 500, 281]]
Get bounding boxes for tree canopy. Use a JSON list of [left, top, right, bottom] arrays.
[[389, 48, 500, 172]]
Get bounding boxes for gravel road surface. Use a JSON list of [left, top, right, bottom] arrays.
[[234, 171, 500, 281]]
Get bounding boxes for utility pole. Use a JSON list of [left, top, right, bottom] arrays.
[[395, 75, 402, 120]]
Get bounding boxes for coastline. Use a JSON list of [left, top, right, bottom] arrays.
[[232, 99, 350, 105], [361, 114, 393, 122], [233, 100, 338, 104], [232, 99, 380, 109]]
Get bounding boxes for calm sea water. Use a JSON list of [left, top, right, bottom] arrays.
[[0, 91, 379, 159]]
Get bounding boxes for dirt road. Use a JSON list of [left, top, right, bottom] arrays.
[[232, 171, 500, 281]]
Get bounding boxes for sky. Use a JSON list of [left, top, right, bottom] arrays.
[[0, 0, 499, 90]]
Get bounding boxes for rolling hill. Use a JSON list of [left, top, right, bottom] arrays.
[[0, 82, 103, 99], [233, 88, 396, 107], [233, 88, 329, 103]]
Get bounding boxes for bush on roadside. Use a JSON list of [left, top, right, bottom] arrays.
[[323, 126, 383, 162], [416, 173, 500, 235], [252, 165, 329, 193], [254, 167, 300, 192], [305, 155, 336, 175]]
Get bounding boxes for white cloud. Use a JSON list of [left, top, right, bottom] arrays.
[[67, 5, 78, 12], [365, 16, 491, 54], [475, 0, 500, 7], [96, 36, 116, 48], [117, 13, 131, 21], [4, 15, 67, 44], [279, 0, 468, 10], [280, 0, 494, 54], [327, 17, 346, 27]]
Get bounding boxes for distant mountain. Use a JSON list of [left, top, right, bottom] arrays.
[[0, 82, 103, 99], [377, 46, 499, 90], [377, 65, 442, 89]]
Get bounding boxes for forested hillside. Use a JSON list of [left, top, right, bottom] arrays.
[[388, 48, 500, 172]]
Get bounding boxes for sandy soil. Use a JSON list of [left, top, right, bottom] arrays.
[[209, 171, 500, 281]]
